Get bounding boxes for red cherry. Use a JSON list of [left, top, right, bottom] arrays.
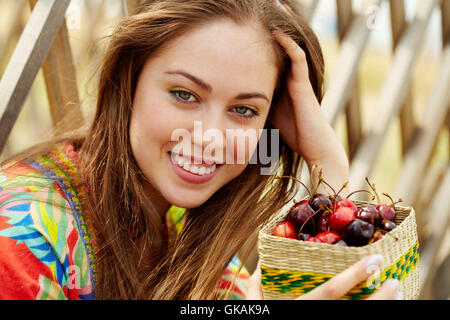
[[376, 204, 396, 221], [306, 236, 322, 243], [335, 198, 357, 213], [328, 206, 356, 232], [315, 231, 342, 244], [273, 221, 297, 239]]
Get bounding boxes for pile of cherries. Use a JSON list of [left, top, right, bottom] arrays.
[[273, 174, 401, 247]]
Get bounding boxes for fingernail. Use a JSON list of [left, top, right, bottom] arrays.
[[389, 279, 400, 291], [366, 254, 384, 269], [396, 291, 404, 300]]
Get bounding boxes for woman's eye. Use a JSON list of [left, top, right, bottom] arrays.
[[232, 106, 259, 119], [169, 90, 197, 103]]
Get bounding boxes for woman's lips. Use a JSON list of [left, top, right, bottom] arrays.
[[168, 152, 222, 184]]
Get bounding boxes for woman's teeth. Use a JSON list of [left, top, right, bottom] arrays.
[[172, 153, 216, 175]]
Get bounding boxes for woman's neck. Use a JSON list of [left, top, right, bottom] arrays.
[[143, 181, 172, 218]]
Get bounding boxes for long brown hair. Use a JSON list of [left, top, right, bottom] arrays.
[[1, 0, 325, 299]]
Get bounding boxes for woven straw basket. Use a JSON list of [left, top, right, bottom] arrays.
[[258, 200, 420, 300]]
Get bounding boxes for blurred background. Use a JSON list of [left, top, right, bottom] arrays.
[[0, 0, 448, 299]]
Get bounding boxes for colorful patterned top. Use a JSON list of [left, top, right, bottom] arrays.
[[0, 141, 250, 300]]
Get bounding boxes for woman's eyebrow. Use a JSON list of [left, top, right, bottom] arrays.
[[164, 69, 270, 102]]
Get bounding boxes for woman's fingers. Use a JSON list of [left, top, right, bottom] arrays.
[[272, 29, 309, 84], [246, 260, 264, 300], [297, 255, 385, 300], [366, 279, 403, 300]]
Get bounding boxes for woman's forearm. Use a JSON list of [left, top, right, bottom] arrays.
[[306, 148, 350, 198]]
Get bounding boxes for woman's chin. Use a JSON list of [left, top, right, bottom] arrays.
[[162, 189, 212, 209]]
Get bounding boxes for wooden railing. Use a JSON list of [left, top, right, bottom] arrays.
[[0, 0, 448, 299]]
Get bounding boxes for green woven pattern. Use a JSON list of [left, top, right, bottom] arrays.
[[261, 241, 419, 300]]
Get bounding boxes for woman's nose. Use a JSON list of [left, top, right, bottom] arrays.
[[189, 109, 226, 162]]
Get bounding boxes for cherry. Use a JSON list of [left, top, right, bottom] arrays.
[[273, 221, 297, 239], [343, 218, 374, 246], [328, 206, 356, 232], [306, 236, 322, 243], [309, 193, 333, 212], [356, 205, 381, 226], [335, 240, 348, 246], [288, 200, 315, 233], [334, 198, 357, 213], [298, 233, 311, 241], [315, 231, 342, 244], [377, 204, 396, 221], [317, 215, 329, 233], [381, 219, 397, 232], [371, 230, 386, 243]]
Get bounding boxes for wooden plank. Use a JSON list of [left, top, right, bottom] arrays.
[[29, 0, 82, 133], [393, 43, 450, 206], [125, 0, 145, 16], [418, 165, 450, 299], [390, 0, 416, 155], [414, 162, 447, 242], [75, 0, 105, 66], [336, 0, 363, 161], [0, 0, 71, 155], [304, 0, 320, 23], [41, 21, 83, 133], [0, 0, 27, 69], [443, 0, 450, 45], [336, 0, 353, 41], [322, 0, 381, 126], [348, 0, 438, 193]]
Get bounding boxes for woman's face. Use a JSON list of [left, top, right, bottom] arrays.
[[130, 19, 279, 210]]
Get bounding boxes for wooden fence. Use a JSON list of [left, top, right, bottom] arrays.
[[0, 0, 448, 299]]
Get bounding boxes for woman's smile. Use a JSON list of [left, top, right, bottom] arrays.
[[168, 151, 223, 184]]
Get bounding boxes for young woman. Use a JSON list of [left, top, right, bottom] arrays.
[[0, 0, 401, 300]]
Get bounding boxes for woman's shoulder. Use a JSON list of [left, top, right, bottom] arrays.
[[0, 141, 81, 216], [0, 141, 95, 299]]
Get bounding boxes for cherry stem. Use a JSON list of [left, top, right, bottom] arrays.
[[275, 175, 312, 198], [336, 181, 349, 197], [382, 193, 403, 208], [311, 165, 322, 195], [365, 177, 380, 204], [319, 172, 338, 197], [346, 189, 376, 200]]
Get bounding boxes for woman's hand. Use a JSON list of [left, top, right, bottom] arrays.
[[270, 29, 349, 193], [246, 255, 403, 300]]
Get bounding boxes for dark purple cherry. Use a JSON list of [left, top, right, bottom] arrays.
[[381, 219, 396, 232], [356, 205, 381, 226], [343, 218, 374, 247], [298, 233, 311, 241], [309, 193, 333, 212], [317, 215, 329, 233], [288, 200, 315, 233]]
